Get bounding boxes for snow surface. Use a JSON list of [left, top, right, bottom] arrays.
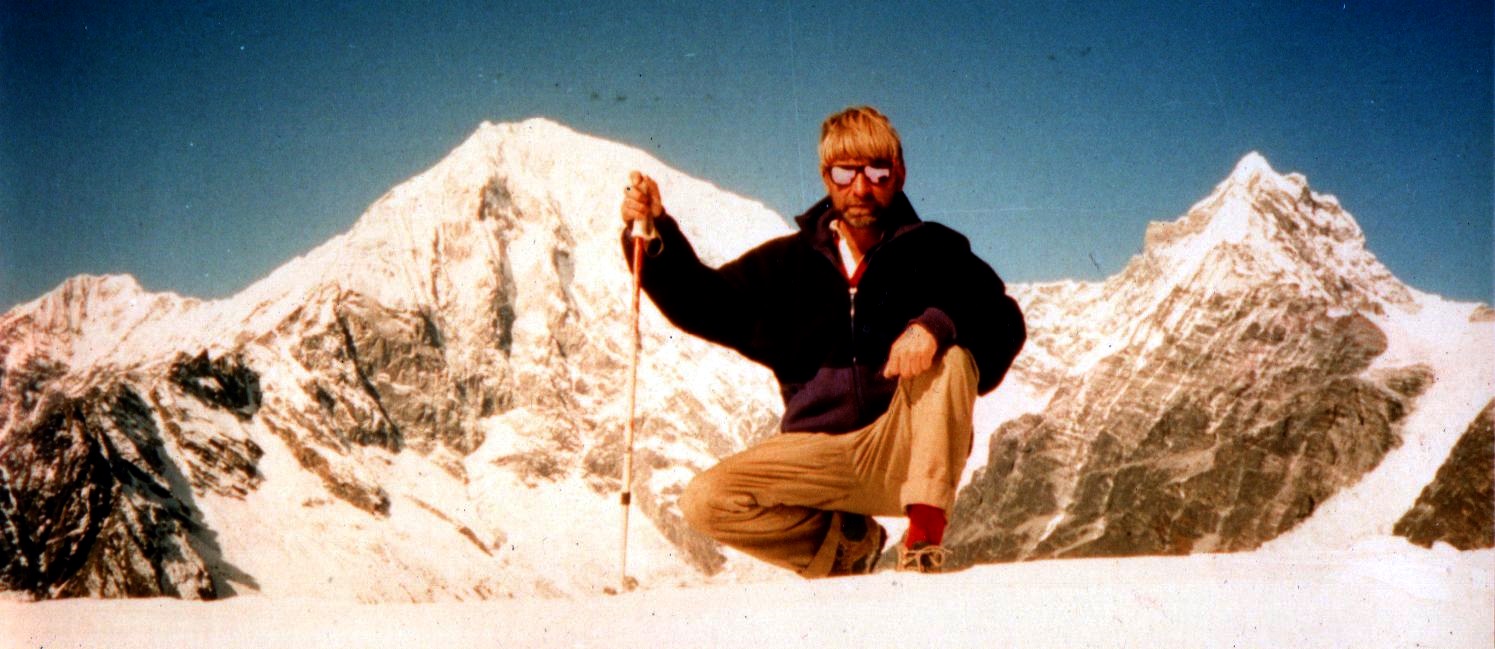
[[4, 545, 1489, 648]]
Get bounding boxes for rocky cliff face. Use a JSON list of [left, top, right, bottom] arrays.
[[0, 382, 217, 598], [1394, 399, 1494, 550], [945, 154, 1486, 566]]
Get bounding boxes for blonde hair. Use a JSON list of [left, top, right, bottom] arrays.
[[818, 106, 904, 169]]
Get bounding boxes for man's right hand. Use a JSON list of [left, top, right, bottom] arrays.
[[621, 170, 663, 234]]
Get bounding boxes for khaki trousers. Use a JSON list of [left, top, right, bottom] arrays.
[[678, 346, 978, 577]]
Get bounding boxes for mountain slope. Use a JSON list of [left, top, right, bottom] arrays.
[[947, 153, 1493, 565], [1393, 398, 1495, 550], [1, 119, 791, 600]]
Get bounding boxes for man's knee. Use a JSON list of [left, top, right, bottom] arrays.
[[901, 345, 977, 397], [940, 345, 975, 377], [678, 469, 723, 533]]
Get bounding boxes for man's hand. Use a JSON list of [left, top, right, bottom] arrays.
[[621, 170, 663, 233], [883, 323, 938, 379]]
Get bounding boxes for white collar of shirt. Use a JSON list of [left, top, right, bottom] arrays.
[[831, 220, 863, 278]]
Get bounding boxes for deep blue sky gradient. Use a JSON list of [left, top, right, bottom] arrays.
[[3, 1, 1491, 310]]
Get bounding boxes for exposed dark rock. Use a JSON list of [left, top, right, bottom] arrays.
[[286, 289, 490, 458], [332, 308, 407, 452], [152, 385, 265, 500], [168, 351, 261, 420], [947, 286, 1423, 568], [1394, 399, 1494, 550], [0, 385, 220, 598]]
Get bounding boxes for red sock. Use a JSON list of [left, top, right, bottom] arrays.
[[905, 504, 947, 548]]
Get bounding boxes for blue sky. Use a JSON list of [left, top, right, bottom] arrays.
[[3, 1, 1491, 310]]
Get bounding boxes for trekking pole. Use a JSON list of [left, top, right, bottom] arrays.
[[616, 216, 652, 594]]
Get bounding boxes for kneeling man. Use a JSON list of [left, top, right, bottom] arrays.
[[619, 106, 1026, 575]]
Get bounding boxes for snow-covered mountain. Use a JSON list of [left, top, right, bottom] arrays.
[[946, 153, 1493, 565], [0, 119, 790, 600], [1, 121, 1489, 602]]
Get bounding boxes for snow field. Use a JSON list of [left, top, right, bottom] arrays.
[[4, 546, 1488, 648]]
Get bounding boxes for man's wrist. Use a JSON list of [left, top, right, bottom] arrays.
[[909, 307, 956, 346]]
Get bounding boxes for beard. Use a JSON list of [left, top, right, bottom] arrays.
[[838, 204, 880, 229]]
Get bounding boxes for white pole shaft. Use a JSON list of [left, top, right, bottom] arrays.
[[620, 233, 645, 593]]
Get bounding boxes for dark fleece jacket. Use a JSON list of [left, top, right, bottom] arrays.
[[623, 192, 1025, 434]]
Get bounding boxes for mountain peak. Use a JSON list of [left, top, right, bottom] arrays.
[[1228, 151, 1276, 181], [7, 273, 150, 322], [1132, 152, 1411, 310], [1216, 151, 1313, 198]]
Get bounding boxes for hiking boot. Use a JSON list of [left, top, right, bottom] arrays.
[[895, 541, 949, 573], [830, 513, 886, 576]]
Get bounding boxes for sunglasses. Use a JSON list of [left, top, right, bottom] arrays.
[[828, 164, 894, 187]]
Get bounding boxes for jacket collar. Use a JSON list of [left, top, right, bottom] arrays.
[[793, 192, 923, 257]]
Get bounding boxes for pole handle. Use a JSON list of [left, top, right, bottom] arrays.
[[629, 215, 657, 241]]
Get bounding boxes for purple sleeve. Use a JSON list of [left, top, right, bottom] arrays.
[[911, 307, 956, 347]]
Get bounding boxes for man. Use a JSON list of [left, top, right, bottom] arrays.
[[619, 106, 1025, 576]]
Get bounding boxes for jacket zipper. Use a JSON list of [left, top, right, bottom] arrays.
[[848, 284, 863, 415]]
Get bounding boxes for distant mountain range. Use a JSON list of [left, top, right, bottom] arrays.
[[2, 120, 1489, 601]]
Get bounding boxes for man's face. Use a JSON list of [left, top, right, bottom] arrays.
[[821, 157, 904, 229]]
